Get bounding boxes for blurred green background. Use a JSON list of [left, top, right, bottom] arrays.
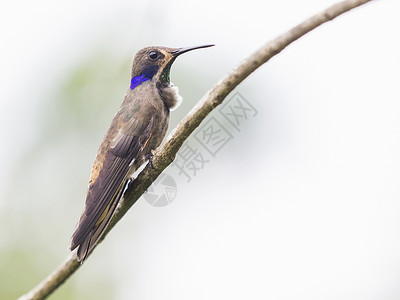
[[1, 0, 400, 299]]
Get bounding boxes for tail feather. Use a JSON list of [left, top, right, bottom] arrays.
[[71, 182, 126, 262]]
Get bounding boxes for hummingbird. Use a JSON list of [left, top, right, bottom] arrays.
[[70, 44, 214, 262]]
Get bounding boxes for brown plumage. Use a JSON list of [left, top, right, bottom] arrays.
[[70, 45, 214, 262]]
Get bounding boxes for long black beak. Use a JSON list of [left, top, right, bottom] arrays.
[[171, 44, 215, 56]]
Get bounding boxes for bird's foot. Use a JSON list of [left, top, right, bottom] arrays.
[[145, 151, 155, 169]]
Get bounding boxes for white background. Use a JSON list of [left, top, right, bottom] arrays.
[[1, 0, 400, 299]]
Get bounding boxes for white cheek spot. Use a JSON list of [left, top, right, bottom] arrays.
[[169, 83, 183, 111]]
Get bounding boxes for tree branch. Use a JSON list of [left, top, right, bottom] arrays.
[[19, 0, 374, 299]]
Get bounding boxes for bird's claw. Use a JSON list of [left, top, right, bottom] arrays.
[[145, 152, 155, 169]]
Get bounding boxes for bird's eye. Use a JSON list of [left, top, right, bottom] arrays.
[[148, 51, 158, 60]]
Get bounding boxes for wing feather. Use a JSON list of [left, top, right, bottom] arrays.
[[71, 116, 154, 260]]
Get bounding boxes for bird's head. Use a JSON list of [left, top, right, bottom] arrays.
[[130, 45, 214, 89]]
